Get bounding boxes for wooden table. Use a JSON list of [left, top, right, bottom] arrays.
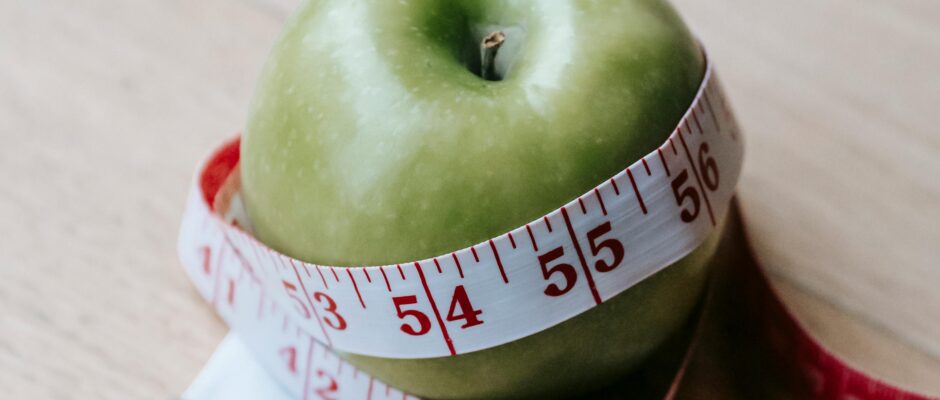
[[1, 0, 937, 398]]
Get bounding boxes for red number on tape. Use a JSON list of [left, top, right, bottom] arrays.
[[200, 246, 212, 274], [586, 222, 625, 273], [445, 285, 483, 329], [282, 280, 311, 319], [279, 346, 298, 375], [671, 170, 701, 223], [313, 291, 347, 331], [393, 295, 432, 336], [673, 141, 722, 223], [538, 247, 578, 297], [312, 369, 338, 400], [698, 142, 720, 191]]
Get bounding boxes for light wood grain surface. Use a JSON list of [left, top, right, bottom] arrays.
[[1, 0, 937, 398]]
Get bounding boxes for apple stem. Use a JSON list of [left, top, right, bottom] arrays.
[[480, 31, 506, 81]]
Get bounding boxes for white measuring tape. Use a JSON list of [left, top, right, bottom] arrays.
[[178, 58, 743, 398]]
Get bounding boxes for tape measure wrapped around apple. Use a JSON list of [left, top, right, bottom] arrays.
[[178, 2, 940, 398], [226, 1, 735, 398], [180, 58, 741, 400], [178, 1, 747, 398]]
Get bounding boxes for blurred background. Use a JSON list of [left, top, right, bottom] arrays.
[[1, 0, 937, 398]]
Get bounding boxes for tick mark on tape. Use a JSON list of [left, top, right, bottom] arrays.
[[315, 265, 329, 289], [692, 109, 704, 134], [658, 148, 671, 177], [703, 91, 722, 132], [228, 246, 256, 278], [209, 244, 227, 308], [451, 252, 464, 278], [330, 267, 339, 282], [543, 216, 553, 232], [578, 198, 587, 214], [301, 336, 316, 400], [594, 188, 607, 216], [489, 239, 509, 283], [642, 159, 651, 176], [200, 246, 211, 274], [561, 207, 602, 305], [433, 258, 443, 273], [380, 267, 391, 292], [257, 246, 273, 270], [507, 232, 517, 249], [396, 264, 405, 280], [227, 279, 235, 305], [415, 262, 456, 356], [347, 269, 366, 309], [470, 246, 480, 262], [525, 224, 538, 251], [609, 178, 620, 195], [627, 169, 647, 215], [247, 237, 267, 272], [362, 268, 371, 283], [670, 138, 678, 155]]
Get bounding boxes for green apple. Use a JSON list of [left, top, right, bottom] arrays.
[[242, 0, 719, 398]]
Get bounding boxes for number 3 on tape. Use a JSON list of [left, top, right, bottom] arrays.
[[179, 55, 743, 397]]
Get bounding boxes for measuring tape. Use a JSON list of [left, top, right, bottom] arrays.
[[185, 59, 742, 360], [177, 57, 934, 399]]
